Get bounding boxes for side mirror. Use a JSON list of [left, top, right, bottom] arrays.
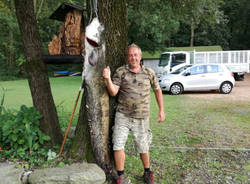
[[185, 72, 191, 76]]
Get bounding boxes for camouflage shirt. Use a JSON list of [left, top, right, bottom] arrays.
[[112, 65, 160, 119]]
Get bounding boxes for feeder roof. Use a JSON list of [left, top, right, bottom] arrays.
[[49, 2, 85, 21]]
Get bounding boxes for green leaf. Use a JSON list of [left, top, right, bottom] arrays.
[[43, 135, 51, 141], [17, 148, 25, 158], [27, 136, 33, 151], [18, 139, 25, 145], [33, 143, 39, 150], [11, 134, 18, 142]]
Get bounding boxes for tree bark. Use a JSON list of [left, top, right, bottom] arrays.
[[190, 19, 195, 47], [7, 28, 15, 73], [6, 0, 15, 74], [14, 0, 63, 145], [70, 0, 128, 178]]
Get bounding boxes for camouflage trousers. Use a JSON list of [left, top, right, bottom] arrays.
[[112, 112, 152, 153]]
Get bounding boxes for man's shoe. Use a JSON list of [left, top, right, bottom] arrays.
[[143, 171, 154, 184], [116, 175, 131, 184]]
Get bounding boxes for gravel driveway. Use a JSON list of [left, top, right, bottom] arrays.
[[184, 73, 250, 102]]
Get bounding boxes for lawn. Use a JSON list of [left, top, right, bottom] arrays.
[[126, 94, 249, 183], [0, 76, 82, 128], [1, 77, 249, 183]]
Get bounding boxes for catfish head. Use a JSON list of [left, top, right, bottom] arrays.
[[86, 18, 104, 48]]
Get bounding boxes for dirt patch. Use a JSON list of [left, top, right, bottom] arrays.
[[184, 73, 250, 102]]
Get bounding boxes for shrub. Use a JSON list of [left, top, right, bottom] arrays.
[[0, 105, 51, 166]]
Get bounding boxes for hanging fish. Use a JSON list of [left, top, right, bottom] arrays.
[[81, 18, 112, 173]]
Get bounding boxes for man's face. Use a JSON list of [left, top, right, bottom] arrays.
[[127, 47, 141, 69]]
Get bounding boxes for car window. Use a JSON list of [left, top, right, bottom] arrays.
[[159, 54, 170, 67], [207, 65, 224, 73], [171, 54, 186, 67], [189, 65, 205, 75], [171, 65, 193, 74]]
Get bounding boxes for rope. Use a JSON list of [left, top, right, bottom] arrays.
[[93, 0, 98, 18], [89, 0, 98, 24]]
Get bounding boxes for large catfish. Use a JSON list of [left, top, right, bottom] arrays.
[[82, 18, 112, 173]]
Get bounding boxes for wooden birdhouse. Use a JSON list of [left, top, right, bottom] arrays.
[[48, 2, 85, 56]]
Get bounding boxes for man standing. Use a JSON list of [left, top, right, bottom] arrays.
[[103, 44, 165, 184]]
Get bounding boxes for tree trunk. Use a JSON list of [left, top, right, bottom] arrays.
[[14, 0, 63, 145], [7, 28, 15, 74], [70, 0, 128, 177], [190, 19, 195, 47], [6, 0, 15, 74]]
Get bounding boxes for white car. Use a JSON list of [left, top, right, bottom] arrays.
[[159, 64, 235, 95]]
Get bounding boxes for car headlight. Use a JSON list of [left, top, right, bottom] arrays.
[[163, 78, 171, 82]]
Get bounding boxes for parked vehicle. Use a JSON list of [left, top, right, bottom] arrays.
[[156, 50, 250, 81], [159, 64, 235, 95]]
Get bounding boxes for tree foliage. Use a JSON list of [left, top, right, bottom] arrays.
[[127, 0, 181, 52], [223, 0, 250, 49], [0, 0, 22, 77], [173, 0, 225, 47], [1, 0, 249, 79], [0, 0, 83, 78]]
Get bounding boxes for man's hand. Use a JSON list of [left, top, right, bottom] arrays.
[[102, 66, 119, 96], [154, 88, 165, 123], [103, 66, 111, 80], [157, 110, 165, 123]]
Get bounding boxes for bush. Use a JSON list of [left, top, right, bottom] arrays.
[[0, 105, 51, 166]]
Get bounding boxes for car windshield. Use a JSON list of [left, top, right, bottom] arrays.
[[171, 65, 193, 74], [159, 54, 170, 67]]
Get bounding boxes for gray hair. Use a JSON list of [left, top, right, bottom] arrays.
[[128, 43, 142, 55]]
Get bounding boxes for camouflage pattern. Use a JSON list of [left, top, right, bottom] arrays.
[[112, 65, 160, 119], [112, 112, 152, 153]]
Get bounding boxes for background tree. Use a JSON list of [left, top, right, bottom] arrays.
[[1, 0, 250, 81], [127, 0, 181, 52], [180, 0, 225, 47], [14, 0, 63, 144], [172, 15, 231, 49], [0, 0, 23, 78], [223, 0, 250, 50], [0, 0, 80, 79]]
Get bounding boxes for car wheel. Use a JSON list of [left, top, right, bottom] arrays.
[[170, 83, 183, 95], [220, 82, 232, 94]]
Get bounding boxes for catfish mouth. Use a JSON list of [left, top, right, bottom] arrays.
[[87, 37, 99, 47]]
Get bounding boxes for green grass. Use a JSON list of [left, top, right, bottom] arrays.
[[0, 76, 82, 128], [125, 93, 250, 183], [0, 79, 32, 108], [1, 78, 249, 183], [142, 51, 162, 59], [166, 45, 223, 52], [0, 76, 82, 110]]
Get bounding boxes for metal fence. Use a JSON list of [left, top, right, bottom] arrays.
[[194, 51, 250, 73]]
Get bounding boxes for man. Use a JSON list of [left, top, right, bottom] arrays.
[[103, 44, 165, 184]]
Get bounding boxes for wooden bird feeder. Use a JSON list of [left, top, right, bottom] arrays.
[[43, 2, 86, 64]]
